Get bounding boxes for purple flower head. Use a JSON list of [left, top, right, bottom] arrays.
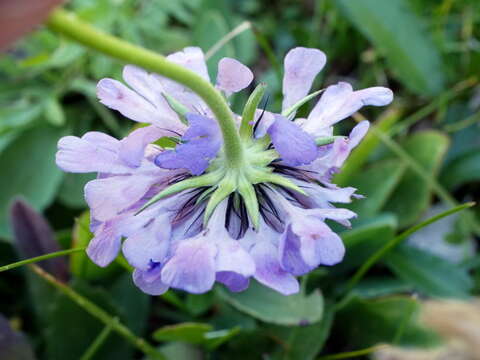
[[56, 46, 392, 296]]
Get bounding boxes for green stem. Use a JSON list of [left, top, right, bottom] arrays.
[[80, 320, 116, 360], [30, 264, 165, 360], [317, 345, 387, 360], [0, 248, 85, 273], [346, 202, 475, 291], [46, 8, 244, 167]]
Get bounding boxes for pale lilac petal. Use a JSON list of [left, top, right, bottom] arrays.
[[122, 65, 167, 108], [216, 57, 253, 95], [268, 115, 317, 166], [161, 236, 217, 294], [215, 239, 255, 276], [304, 82, 392, 136], [85, 174, 155, 221], [167, 47, 210, 81], [250, 240, 299, 295], [122, 218, 171, 270], [56, 133, 130, 174], [119, 125, 173, 167], [354, 87, 394, 106], [348, 120, 369, 149], [86, 221, 122, 267], [282, 47, 327, 111], [155, 113, 221, 175], [97, 79, 161, 124], [133, 268, 169, 296]]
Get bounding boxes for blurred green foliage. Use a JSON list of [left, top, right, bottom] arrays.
[[1, 0, 480, 359]]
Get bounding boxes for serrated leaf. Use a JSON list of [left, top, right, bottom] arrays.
[[336, 0, 445, 95], [217, 281, 323, 326], [384, 244, 473, 298]]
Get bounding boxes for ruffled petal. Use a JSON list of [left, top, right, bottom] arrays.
[[216, 57, 253, 95], [155, 113, 222, 175], [250, 240, 299, 295], [282, 47, 327, 111], [133, 268, 169, 296], [278, 226, 312, 276], [85, 174, 155, 221], [86, 221, 122, 267], [56, 133, 130, 174], [161, 236, 217, 294], [268, 114, 317, 166]]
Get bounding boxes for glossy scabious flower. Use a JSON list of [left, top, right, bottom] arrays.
[[56, 46, 393, 295]]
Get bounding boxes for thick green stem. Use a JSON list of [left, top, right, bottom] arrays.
[[46, 8, 244, 167]]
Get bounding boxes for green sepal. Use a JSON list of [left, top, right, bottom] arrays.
[[237, 180, 260, 229], [256, 172, 307, 196], [203, 179, 236, 225], [240, 83, 267, 139], [315, 136, 346, 146], [281, 89, 324, 118], [162, 93, 189, 124], [136, 171, 222, 215]]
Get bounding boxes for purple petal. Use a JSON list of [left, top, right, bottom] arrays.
[[56, 133, 131, 174], [155, 113, 222, 175], [348, 120, 369, 149], [86, 221, 122, 267], [133, 268, 169, 296], [85, 174, 155, 221], [161, 236, 217, 294], [216, 272, 250, 292], [119, 125, 173, 168], [216, 57, 253, 95], [253, 110, 275, 138], [304, 82, 392, 135], [268, 114, 317, 166], [122, 217, 171, 270], [282, 47, 327, 111], [278, 226, 312, 276], [250, 240, 299, 295]]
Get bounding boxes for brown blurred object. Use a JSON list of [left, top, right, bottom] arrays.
[[0, 0, 64, 51], [374, 300, 480, 360]]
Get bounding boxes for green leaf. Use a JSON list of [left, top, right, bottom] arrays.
[[153, 323, 213, 344], [0, 126, 66, 239], [153, 322, 239, 350], [347, 159, 406, 217], [58, 173, 95, 209], [384, 244, 473, 298], [441, 150, 480, 190], [185, 293, 214, 317], [332, 215, 397, 274], [383, 131, 449, 227], [217, 281, 323, 326], [44, 96, 66, 126], [335, 295, 439, 348], [193, 9, 235, 77], [336, 0, 445, 95], [268, 308, 334, 360]]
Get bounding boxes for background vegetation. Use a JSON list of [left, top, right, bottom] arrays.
[[1, 0, 480, 359]]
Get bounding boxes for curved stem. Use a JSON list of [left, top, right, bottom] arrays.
[[46, 8, 244, 167], [0, 247, 85, 273]]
